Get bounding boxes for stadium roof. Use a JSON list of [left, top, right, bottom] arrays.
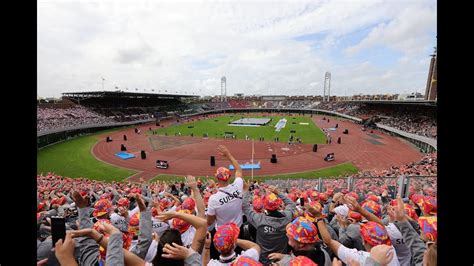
[[62, 91, 199, 100]]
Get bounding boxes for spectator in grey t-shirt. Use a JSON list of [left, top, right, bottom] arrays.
[[242, 185, 296, 265]]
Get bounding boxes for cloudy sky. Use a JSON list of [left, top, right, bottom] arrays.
[[37, 0, 436, 98]]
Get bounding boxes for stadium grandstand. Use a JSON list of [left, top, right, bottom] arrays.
[[62, 91, 197, 121]]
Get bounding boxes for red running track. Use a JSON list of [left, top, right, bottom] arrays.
[[92, 114, 423, 181]]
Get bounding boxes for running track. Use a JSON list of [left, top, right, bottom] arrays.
[[92, 114, 423, 182]]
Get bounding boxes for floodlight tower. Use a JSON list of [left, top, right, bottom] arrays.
[[221, 76, 227, 102], [323, 72, 331, 102]]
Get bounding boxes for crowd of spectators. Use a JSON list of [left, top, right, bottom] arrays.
[[37, 145, 437, 265], [37, 105, 158, 132], [37, 106, 116, 132], [315, 102, 437, 139]]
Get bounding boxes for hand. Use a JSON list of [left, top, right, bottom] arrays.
[[268, 253, 284, 262], [204, 232, 211, 248], [119, 206, 129, 216], [54, 232, 76, 265], [157, 211, 177, 222], [99, 222, 121, 235], [268, 185, 279, 195], [135, 194, 146, 212], [208, 179, 216, 187], [347, 258, 361, 266], [332, 192, 343, 203], [387, 206, 396, 222], [162, 242, 193, 260], [393, 197, 408, 222], [72, 191, 89, 208], [344, 195, 361, 212], [332, 257, 343, 266], [185, 175, 197, 190], [217, 145, 231, 157], [243, 180, 250, 192]]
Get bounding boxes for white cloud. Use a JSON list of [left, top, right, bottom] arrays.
[[345, 4, 437, 56], [37, 0, 437, 98]]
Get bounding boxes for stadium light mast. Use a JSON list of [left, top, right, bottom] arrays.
[[221, 76, 227, 102], [324, 72, 331, 102], [101, 77, 106, 91]]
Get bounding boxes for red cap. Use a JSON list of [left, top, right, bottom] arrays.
[[286, 217, 319, 244], [231, 256, 263, 266], [38, 201, 46, 212], [181, 198, 196, 212], [365, 194, 379, 203], [361, 200, 382, 218], [215, 167, 232, 181], [360, 221, 391, 246], [318, 193, 329, 203], [93, 199, 113, 217], [213, 222, 240, 254], [252, 195, 264, 212], [347, 192, 359, 201], [418, 216, 437, 241], [348, 211, 362, 222], [117, 198, 130, 208], [289, 256, 318, 266], [128, 213, 140, 236], [326, 189, 334, 197], [171, 210, 192, 234], [308, 190, 319, 201], [151, 207, 159, 217], [263, 192, 282, 211], [287, 193, 297, 202]]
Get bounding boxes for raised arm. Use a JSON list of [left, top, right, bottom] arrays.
[[308, 202, 341, 254], [130, 194, 153, 259], [72, 224, 146, 266], [242, 181, 264, 227], [71, 191, 99, 266], [186, 175, 206, 219], [202, 232, 211, 266], [344, 195, 384, 226], [109, 186, 121, 204], [236, 239, 261, 254], [164, 192, 181, 207], [390, 197, 426, 265], [217, 145, 242, 178], [269, 185, 296, 217]]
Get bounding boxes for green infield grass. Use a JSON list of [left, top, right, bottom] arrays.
[[152, 114, 326, 144]]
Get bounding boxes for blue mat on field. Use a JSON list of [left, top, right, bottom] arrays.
[[115, 152, 136, 160], [229, 164, 261, 170]]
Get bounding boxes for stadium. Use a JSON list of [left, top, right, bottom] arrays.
[[36, 2, 438, 266]]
